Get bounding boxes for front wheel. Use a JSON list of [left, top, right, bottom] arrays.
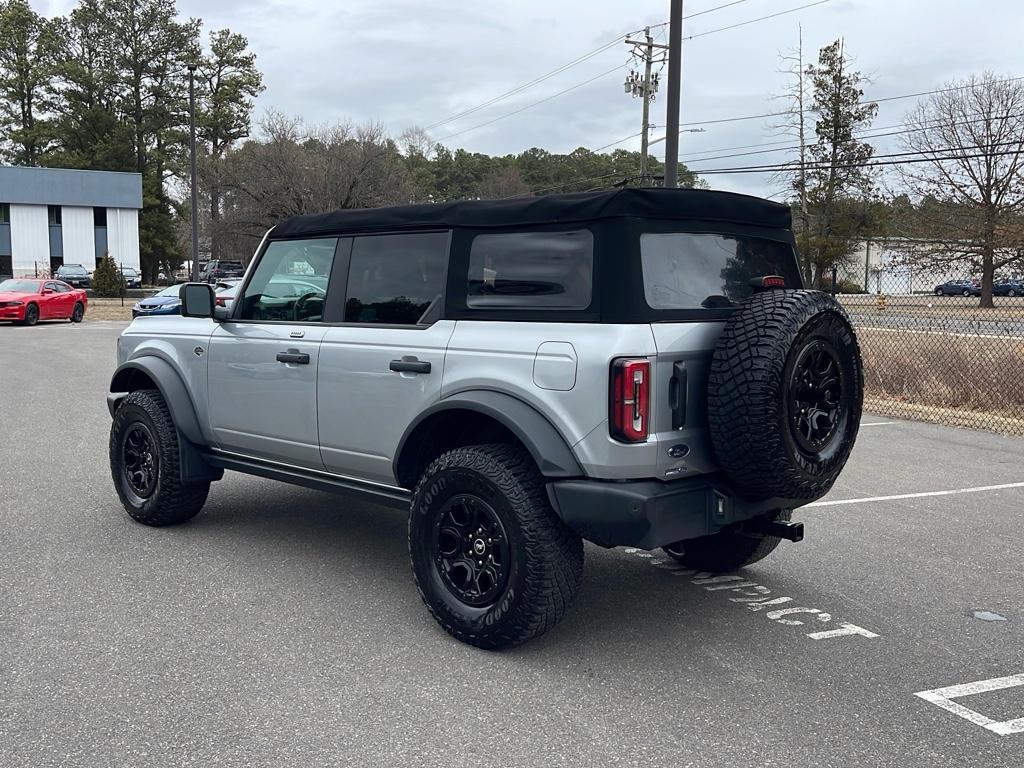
[[109, 390, 210, 526], [963, 289, 971, 297], [934, 288, 943, 296], [21, 304, 38, 326], [409, 444, 583, 649], [1009, 289, 1017, 298], [663, 511, 792, 573]]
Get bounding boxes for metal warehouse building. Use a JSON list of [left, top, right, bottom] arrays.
[[0, 166, 143, 279]]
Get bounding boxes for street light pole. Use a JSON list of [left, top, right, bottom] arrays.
[[663, 0, 684, 188], [188, 63, 200, 282]]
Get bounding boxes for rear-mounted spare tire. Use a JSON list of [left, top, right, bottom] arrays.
[[707, 289, 863, 501]]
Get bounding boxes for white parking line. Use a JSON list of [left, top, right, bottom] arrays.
[[915, 674, 1024, 736], [860, 421, 898, 427], [806, 481, 1024, 508]]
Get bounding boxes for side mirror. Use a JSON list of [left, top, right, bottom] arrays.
[[43, 288, 54, 294], [179, 282, 215, 318]]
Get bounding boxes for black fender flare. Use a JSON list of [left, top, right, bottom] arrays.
[[394, 390, 583, 481], [108, 357, 204, 446]]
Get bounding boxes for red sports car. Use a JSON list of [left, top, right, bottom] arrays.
[[0, 278, 88, 325]]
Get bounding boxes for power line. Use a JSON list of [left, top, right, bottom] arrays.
[[683, 0, 834, 41], [691, 145, 1024, 175], [599, 76, 1024, 152], [437, 61, 630, 142], [423, 0, 752, 133], [423, 35, 628, 131], [681, 111, 1024, 165]]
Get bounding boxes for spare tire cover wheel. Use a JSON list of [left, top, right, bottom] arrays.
[[707, 290, 863, 501]]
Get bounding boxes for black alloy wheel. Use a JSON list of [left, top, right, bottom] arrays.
[[23, 304, 38, 326], [433, 494, 510, 607], [71, 302, 84, 322], [121, 422, 159, 504], [787, 340, 844, 455]]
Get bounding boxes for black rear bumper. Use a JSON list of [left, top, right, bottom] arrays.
[[546, 474, 803, 549]]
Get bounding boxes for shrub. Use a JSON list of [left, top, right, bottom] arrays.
[[92, 252, 126, 297]]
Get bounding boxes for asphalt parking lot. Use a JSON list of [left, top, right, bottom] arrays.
[[2, 319, 1023, 767]]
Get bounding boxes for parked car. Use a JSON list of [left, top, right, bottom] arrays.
[[0, 278, 87, 325], [213, 279, 242, 310], [934, 279, 980, 296], [993, 279, 1024, 297], [131, 284, 187, 318], [118, 266, 143, 288], [106, 188, 864, 649], [199, 259, 244, 283], [55, 264, 92, 289]]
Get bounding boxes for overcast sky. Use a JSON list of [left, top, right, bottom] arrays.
[[38, 0, 1024, 197]]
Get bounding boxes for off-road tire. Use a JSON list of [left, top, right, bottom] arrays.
[[409, 444, 584, 649], [662, 511, 792, 573], [21, 303, 38, 326], [109, 389, 209, 526], [71, 302, 85, 322], [708, 290, 863, 501]]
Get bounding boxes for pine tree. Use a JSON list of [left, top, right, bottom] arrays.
[[92, 251, 125, 297]]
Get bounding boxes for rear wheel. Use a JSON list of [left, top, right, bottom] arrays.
[[71, 302, 84, 323], [409, 443, 583, 649], [1009, 289, 1017, 298], [963, 289, 971, 297], [109, 390, 209, 526], [934, 288, 943, 296], [662, 511, 792, 573]]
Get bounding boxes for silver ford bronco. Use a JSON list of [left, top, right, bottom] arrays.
[[107, 188, 863, 648]]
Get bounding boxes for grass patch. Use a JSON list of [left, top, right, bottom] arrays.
[[856, 326, 1024, 435]]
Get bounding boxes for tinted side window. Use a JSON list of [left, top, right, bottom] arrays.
[[466, 230, 593, 309], [238, 238, 337, 322], [344, 232, 448, 325], [640, 233, 801, 310]]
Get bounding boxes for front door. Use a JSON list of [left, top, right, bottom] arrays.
[[317, 231, 452, 485], [207, 237, 340, 468]]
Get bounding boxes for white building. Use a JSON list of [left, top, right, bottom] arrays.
[[0, 166, 143, 279], [839, 238, 981, 294]]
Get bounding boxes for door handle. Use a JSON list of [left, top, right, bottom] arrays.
[[276, 349, 310, 365], [389, 357, 431, 374]]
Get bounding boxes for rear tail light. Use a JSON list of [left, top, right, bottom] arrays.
[[610, 358, 650, 443], [215, 297, 225, 307]]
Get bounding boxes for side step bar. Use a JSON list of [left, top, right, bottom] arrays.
[[744, 517, 804, 542], [203, 450, 412, 510]]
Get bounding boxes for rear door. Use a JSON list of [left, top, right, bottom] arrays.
[[639, 229, 804, 478], [207, 237, 339, 468], [317, 232, 453, 486]]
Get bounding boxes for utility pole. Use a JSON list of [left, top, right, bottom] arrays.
[[663, 0, 683, 188], [624, 27, 668, 186], [188, 63, 200, 283]]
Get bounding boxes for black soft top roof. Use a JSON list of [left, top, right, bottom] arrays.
[[271, 187, 791, 238]]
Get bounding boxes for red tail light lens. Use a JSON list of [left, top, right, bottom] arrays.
[[610, 358, 650, 443], [215, 297, 225, 307]]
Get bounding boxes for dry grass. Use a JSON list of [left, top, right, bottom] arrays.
[[85, 298, 134, 321], [856, 326, 1024, 435]]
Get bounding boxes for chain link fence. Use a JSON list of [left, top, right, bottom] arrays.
[[833, 266, 1024, 436]]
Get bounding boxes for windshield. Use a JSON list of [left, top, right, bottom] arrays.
[[154, 285, 184, 298], [60, 266, 88, 275], [640, 232, 802, 310], [0, 279, 40, 293]]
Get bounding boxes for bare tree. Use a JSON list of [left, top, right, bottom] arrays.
[[771, 25, 811, 238], [898, 73, 1024, 307], [217, 112, 415, 259]]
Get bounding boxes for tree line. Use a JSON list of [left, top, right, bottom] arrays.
[[2, 0, 1021, 306], [0, 0, 262, 281]]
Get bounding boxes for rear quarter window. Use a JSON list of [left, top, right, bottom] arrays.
[[466, 230, 593, 310], [640, 232, 801, 310]]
